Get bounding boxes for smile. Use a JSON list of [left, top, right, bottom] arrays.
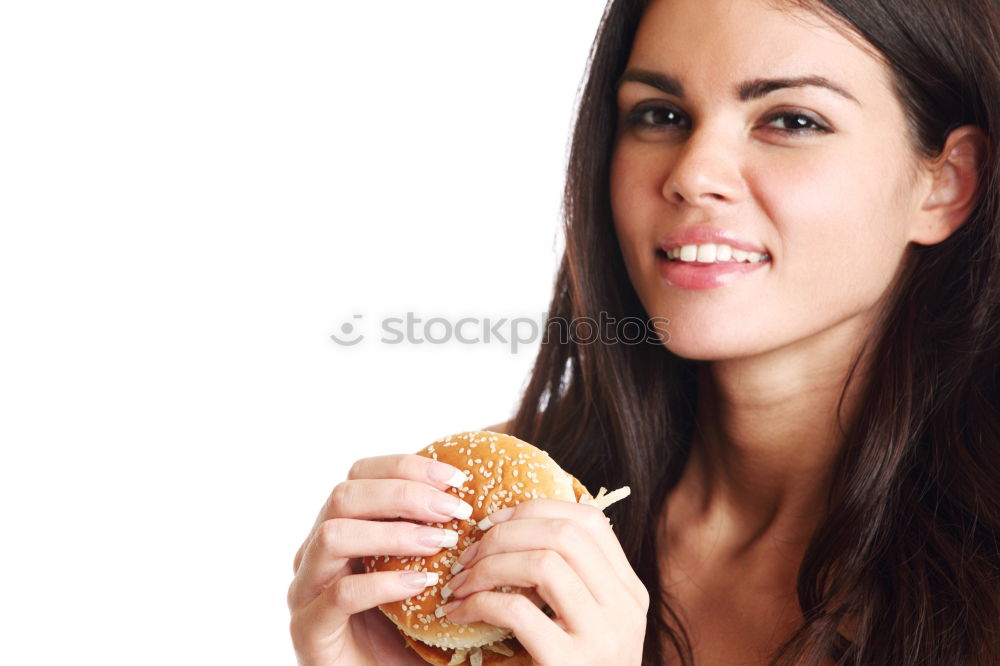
[[658, 243, 771, 264], [655, 245, 771, 289]]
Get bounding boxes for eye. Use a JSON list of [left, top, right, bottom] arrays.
[[620, 104, 832, 136], [622, 104, 689, 132], [761, 111, 831, 135]]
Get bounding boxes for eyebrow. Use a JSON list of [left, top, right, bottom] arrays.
[[616, 68, 861, 106]]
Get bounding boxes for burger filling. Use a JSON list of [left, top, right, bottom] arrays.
[[448, 641, 515, 666]]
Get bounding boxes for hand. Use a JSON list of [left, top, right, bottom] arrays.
[[437, 498, 650, 666], [287, 454, 474, 666]]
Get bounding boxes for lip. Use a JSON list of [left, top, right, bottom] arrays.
[[654, 226, 771, 290], [656, 255, 769, 289], [657, 226, 768, 255]]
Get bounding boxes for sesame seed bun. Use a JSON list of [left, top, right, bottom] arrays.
[[401, 632, 534, 666], [362, 430, 600, 666]]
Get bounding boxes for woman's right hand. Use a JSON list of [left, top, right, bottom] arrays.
[[287, 454, 473, 666]]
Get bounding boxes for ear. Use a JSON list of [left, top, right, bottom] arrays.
[[909, 125, 990, 246]]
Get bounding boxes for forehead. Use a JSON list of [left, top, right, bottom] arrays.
[[626, 0, 893, 104]]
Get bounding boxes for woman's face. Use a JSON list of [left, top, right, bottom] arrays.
[[610, 0, 925, 361]]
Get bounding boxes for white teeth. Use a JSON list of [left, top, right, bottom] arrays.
[[666, 243, 768, 263], [696, 244, 717, 262]]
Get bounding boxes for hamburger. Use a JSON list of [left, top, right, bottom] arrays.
[[363, 430, 630, 666]]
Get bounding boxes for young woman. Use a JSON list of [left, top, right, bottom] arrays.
[[288, 0, 1000, 663]]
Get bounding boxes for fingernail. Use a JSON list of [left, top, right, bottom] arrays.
[[428, 461, 467, 488], [401, 571, 439, 588], [435, 600, 462, 617], [477, 506, 514, 531], [416, 527, 459, 548], [455, 542, 480, 569], [440, 571, 469, 600], [441, 570, 470, 600], [432, 494, 474, 520]]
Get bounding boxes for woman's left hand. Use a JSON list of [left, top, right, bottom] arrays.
[[438, 498, 650, 666]]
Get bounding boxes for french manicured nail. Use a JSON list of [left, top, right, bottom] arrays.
[[431, 494, 474, 520], [401, 571, 439, 588], [477, 506, 514, 531], [440, 570, 470, 600], [428, 461, 467, 488], [440, 571, 470, 600], [435, 600, 463, 617], [453, 542, 480, 574], [416, 527, 459, 548]]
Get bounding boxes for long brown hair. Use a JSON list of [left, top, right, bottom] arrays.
[[507, 0, 1000, 663]]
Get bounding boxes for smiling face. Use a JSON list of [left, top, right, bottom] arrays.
[[610, 0, 927, 361]]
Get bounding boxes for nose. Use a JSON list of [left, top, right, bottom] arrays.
[[663, 124, 743, 206]]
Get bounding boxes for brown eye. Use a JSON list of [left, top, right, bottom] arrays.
[[762, 111, 830, 135], [623, 105, 689, 131]]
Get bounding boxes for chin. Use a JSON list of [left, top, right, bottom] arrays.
[[666, 343, 750, 362], [660, 323, 770, 361]]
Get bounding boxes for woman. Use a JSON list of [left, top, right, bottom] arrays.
[[288, 0, 1000, 663]]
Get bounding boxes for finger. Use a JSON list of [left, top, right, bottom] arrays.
[[327, 479, 475, 524], [475, 499, 647, 607], [294, 469, 473, 573], [441, 589, 569, 665], [349, 453, 468, 488], [293, 454, 468, 573], [454, 517, 625, 610], [288, 518, 459, 611], [289, 569, 439, 656], [446, 550, 601, 636]]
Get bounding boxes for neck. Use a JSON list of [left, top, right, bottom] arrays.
[[665, 323, 876, 561]]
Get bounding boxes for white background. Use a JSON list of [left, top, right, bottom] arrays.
[[0, 1, 609, 664]]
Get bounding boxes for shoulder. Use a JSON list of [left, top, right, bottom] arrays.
[[482, 412, 547, 437], [481, 419, 512, 434]]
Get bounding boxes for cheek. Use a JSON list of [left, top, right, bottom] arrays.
[[754, 154, 910, 298], [609, 147, 637, 231], [610, 144, 660, 255]]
